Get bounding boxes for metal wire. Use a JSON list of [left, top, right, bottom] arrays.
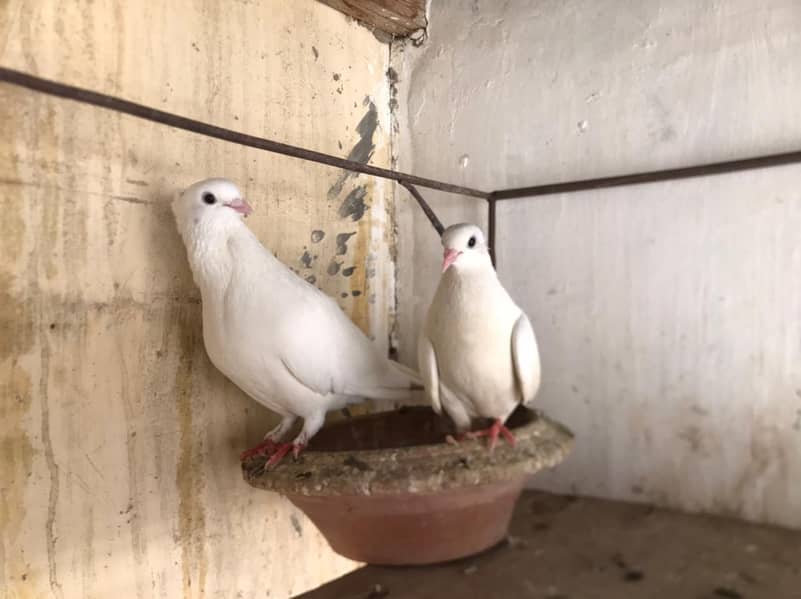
[[0, 66, 490, 200], [487, 198, 497, 267], [400, 182, 445, 236], [492, 151, 801, 200], [4, 65, 801, 266]]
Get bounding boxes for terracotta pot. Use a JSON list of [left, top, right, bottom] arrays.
[[242, 406, 572, 565]]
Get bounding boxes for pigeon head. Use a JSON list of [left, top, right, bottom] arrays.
[[172, 178, 253, 237], [440, 223, 490, 273]]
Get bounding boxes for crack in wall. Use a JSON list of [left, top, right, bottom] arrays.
[[40, 334, 63, 599]]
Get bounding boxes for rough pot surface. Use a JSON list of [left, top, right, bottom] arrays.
[[243, 406, 573, 564]]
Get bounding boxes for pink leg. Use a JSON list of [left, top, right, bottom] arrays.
[[240, 415, 296, 462], [246, 412, 320, 467], [239, 438, 278, 461], [271, 411, 319, 466], [264, 442, 306, 468], [469, 418, 516, 451]]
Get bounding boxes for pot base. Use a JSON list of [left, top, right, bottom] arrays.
[[243, 407, 573, 566], [289, 478, 524, 565]]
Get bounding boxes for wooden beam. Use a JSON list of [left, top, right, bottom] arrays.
[[317, 0, 427, 37]]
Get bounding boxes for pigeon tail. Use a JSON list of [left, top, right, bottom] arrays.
[[342, 359, 422, 402], [386, 359, 423, 388]]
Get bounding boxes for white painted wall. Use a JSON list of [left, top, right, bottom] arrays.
[[393, 0, 801, 527]]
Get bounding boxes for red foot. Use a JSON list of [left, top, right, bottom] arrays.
[[240, 438, 278, 461], [470, 419, 516, 451], [264, 443, 306, 469]]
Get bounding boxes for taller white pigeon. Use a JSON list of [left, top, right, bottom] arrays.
[[418, 223, 541, 449], [173, 178, 420, 466]]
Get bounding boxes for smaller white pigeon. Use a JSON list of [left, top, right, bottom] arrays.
[[417, 223, 541, 449], [172, 178, 420, 466]]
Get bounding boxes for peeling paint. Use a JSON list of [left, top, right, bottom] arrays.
[[335, 232, 356, 255], [327, 259, 342, 276], [338, 186, 368, 221], [350, 101, 378, 164], [326, 101, 378, 201], [290, 514, 303, 536]]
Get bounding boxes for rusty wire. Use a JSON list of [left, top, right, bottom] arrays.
[[3, 65, 801, 268]]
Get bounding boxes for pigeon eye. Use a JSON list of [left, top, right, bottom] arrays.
[[202, 192, 217, 205], [467, 236, 477, 248]]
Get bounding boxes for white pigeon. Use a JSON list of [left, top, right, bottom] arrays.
[[172, 178, 420, 466], [417, 223, 541, 449]]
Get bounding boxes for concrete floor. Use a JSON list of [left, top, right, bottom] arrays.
[[298, 491, 801, 599]]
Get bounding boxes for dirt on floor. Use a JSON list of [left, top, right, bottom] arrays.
[[297, 490, 801, 599]]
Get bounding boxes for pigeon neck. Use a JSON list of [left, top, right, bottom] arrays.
[[442, 261, 497, 288], [183, 217, 241, 290]]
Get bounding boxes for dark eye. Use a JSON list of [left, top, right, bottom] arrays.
[[467, 236, 477, 248], [202, 192, 217, 205]]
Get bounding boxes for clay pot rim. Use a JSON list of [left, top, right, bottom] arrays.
[[243, 408, 573, 497]]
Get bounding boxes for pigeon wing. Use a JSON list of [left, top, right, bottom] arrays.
[[511, 313, 541, 405], [416, 334, 442, 414], [226, 229, 417, 402], [274, 282, 417, 401]]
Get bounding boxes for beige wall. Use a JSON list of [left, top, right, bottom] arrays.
[[394, 0, 801, 528], [0, 1, 395, 597]]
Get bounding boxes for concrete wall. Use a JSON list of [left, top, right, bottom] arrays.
[[393, 0, 801, 528], [0, 1, 394, 597]]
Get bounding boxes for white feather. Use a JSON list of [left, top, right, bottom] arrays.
[[419, 223, 541, 431], [173, 178, 420, 449], [511, 314, 541, 405], [417, 335, 442, 414]]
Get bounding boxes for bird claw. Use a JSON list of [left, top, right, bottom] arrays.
[[265, 443, 294, 468], [470, 419, 516, 451], [262, 442, 306, 469], [292, 443, 306, 459], [240, 438, 279, 461]]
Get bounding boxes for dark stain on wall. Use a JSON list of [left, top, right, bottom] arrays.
[[338, 186, 368, 222], [327, 260, 342, 276], [327, 100, 378, 201], [335, 232, 356, 255], [290, 513, 303, 537]]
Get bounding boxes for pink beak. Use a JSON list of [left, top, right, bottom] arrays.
[[442, 248, 462, 272], [228, 198, 253, 217]]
